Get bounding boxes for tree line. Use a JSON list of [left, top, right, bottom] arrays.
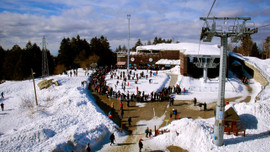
[[115, 37, 175, 52], [0, 42, 54, 80], [0, 35, 269, 80], [0, 35, 116, 80], [231, 36, 270, 59]]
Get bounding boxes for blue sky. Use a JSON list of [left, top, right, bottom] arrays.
[[0, 0, 269, 55]]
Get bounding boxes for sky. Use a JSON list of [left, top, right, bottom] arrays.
[[0, 0, 269, 56]]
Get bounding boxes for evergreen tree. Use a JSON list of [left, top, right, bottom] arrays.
[[115, 45, 122, 52], [122, 45, 127, 52], [90, 36, 116, 66], [0, 46, 5, 80], [131, 39, 143, 51], [250, 42, 260, 58], [57, 38, 74, 69], [263, 37, 270, 59], [2, 45, 22, 80], [239, 35, 253, 56]]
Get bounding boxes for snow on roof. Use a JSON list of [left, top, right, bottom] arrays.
[[155, 59, 180, 65], [136, 42, 220, 57]]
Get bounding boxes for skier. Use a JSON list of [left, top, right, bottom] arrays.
[[139, 139, 143, 152], [110, 133, 115, 145], [1, 92, 3, 99], [85, 142, 91, 152]]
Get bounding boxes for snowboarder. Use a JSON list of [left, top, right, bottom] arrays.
[[110, 133, 115, 145], [128, 116, 132, 126], [139, 139, 143, 152], [85, 142, 91, 152], [1, 102, 4, 111], [193, 97, 197, 106]]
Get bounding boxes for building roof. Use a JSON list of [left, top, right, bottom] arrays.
[[224, 107, 241, 121], [136, 42, 220, 57], [155, 59, 180, 65]]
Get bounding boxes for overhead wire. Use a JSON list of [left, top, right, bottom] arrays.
[[198, 0, 216, 55]]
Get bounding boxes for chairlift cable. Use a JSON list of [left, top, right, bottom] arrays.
[[198, 0, 216, 55], [207, 0, 216, 18], [257, 24, 270, 29]]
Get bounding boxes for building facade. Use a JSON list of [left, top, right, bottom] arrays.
[[116, 43, 221, 78]]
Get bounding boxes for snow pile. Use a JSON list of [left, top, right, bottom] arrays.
[[0, 69, 122, 151], [148, 56, 270, 152], [144, 118, 215, 151]]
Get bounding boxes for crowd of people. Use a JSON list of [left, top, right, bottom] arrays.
[[88, 67, 187, 104], [86, 67, 207, 151]]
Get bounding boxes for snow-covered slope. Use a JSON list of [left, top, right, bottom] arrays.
[[0, 69, 122, 151]]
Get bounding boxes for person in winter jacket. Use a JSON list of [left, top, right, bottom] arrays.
[[85, 142, 91, 152], [145, 127, 149, 138], [139, 139, 143, 152], [110, 133, 115, 145]]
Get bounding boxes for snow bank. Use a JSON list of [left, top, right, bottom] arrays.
[[0, 69, 122, 151]]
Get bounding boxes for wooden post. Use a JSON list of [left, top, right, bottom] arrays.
[[31, 68, 38, 106]]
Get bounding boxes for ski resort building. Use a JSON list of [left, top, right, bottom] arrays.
[[117, 42, 221, 80]]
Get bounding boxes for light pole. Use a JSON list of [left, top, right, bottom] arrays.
[[127, 14, 131, 72]]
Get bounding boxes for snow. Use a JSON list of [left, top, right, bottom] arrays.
[[0, 54, 270, 152], [136, 42, 221, 56], [0, 69, 123, 151], [155, 59, 180, 65]]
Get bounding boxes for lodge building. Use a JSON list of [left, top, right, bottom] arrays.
[[116, 42, 221, 79]]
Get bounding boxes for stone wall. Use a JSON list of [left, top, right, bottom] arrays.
[[244, 61, 269, 87]]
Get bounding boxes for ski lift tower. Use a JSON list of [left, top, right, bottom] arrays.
[[200, 17, 257, 146], [42, 36, 49, 77]]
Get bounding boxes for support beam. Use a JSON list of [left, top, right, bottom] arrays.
[[213, 35, 227, 146]]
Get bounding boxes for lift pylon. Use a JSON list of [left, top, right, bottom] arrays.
[[200, 17, 257, 146]]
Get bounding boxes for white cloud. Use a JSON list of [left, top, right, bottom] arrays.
[[0, 0, 269, 56]]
